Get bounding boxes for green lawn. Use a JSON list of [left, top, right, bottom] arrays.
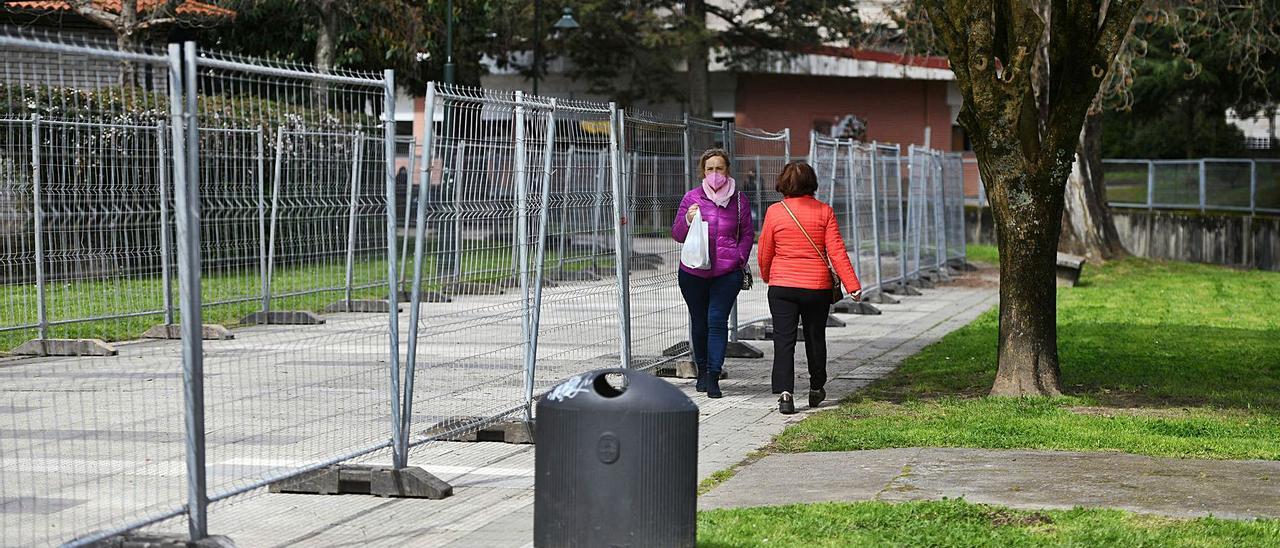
[[698, 499, 1280, 547], [774, 245, 1280, 460]]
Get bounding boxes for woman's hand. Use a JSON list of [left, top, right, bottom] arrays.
[[849, 289, 862, 302], [685, 204, 701, 223]]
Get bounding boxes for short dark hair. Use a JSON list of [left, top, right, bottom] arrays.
[[776, 162, 818, 197]]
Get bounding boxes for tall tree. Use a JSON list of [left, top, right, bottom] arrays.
[[922, 1, 1142, 396], [207, 0, 430, 87]]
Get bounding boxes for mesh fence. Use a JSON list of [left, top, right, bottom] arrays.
[[0, 29, 189, 547], [2, 28, 973, 547], [623, 110, 693, 369]]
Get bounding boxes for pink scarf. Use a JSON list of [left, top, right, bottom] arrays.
[[701, 172, 736, 208]]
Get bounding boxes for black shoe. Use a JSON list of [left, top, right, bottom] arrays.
[[809, 388, 826, 408], [778, 392, 796, 414], [718, 370, 728, 380], [695, 367, 708, 393], [707, 374, 723, 398]]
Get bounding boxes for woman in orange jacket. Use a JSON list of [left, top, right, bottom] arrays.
[[757, 162, 861, 414]]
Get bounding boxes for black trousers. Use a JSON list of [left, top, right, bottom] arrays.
[[768, 285, 831, 394]]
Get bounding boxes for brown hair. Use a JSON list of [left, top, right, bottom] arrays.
[[698, 148, 731, 175], [776, 162, 818, 197]]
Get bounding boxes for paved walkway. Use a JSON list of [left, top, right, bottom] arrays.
[[699, 448, 1280, 520], [147, 283, 998, 547]]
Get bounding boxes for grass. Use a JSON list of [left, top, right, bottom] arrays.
[[773, 244, 1280, 460], [1, 239, 608, 352], [698, 499, 1280, 547]]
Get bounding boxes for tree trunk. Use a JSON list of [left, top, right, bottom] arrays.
[[1059, 109, 1128, 261], [117, 0, 139, 86], [686, 0, 711, 119], [314, 0, 339, 74], [975, 145, 1065, 397]]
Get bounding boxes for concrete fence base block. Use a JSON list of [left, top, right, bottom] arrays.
[[661, 340, 689, 357], [736, 323, 773, 340], [824, 314, 847, 328], [269, 465, 452, 499], [866, 291, 900, 305], [323, 300, 398, 313], [397, 290, 452, 303], [725, 341, 765, 359], [444, 420, 535, 444], [142, 324, 234, 340], [94, 533, 236, 548], [656, 360, 699, 378], [445, 282, 505, 296], [833, 300, 882, 316], [14, 338, 116, 357], [884, 283, 923, 296], [240, 311, 325, 326], [949, 260, 980, 272], [909, 277, 936, 289]]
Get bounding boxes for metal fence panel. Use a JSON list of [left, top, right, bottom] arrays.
[[623, 110, 691, 370], [875, 143, 907, 286], [187, 48, 397, 509], [0, 30, 189, 547]]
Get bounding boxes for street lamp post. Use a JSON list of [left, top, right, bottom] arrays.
[[533, 4, 579, 95], [444, 0, 455, 85]]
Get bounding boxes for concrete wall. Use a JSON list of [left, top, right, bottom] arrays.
[[965, 206, 1280, 271]]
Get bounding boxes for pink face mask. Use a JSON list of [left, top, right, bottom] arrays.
[[703, 172, 729, 190]]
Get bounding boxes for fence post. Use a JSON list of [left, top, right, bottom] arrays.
[[592, 150, 606, 272], [255, 127, 267, 318], [1250, 159, 1257, 215], [374, 71, 405, 470], [264, 126, 285, 315], [450, 140, 465, 279], [177, 40, 208, 542], [156, 122, 175, 327], [868, 145, 883, 293], [1199, 158, 1207, 212], [514, 91, 532, 383], [402, 81, 438, 466], [1147, 160, 1155, 210], [681, 116, 694, 360], [343, 132, 365, 309], [609, 104, 632, 368], [30, 114, 47, 343], [525, 99, 557, 423], [724, 122, 742, 344], [399, 136, 417, 286]]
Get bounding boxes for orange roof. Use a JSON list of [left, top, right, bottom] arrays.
[[7, 1, 236, 20]]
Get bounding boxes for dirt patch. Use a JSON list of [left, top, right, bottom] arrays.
[[947, 265, 1000, 288], [986, 508, 1054, 528]]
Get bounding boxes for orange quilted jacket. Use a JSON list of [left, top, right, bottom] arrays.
[[757, 195, 861, 293]]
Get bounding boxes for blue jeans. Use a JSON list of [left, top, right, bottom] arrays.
[[678, 269, 743, 375]]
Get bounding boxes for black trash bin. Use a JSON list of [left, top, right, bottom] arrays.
[[534, 368, 699, 548]]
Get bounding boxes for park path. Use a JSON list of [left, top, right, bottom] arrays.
[[136, 278, 998, 547], [699, 448, 1280, 521]]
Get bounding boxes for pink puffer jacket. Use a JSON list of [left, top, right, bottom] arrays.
[[671, 188, 754, 279]]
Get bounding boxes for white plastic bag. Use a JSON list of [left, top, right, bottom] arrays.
[[680, 209, 712, 270]]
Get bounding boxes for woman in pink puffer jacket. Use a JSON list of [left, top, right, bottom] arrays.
[[671, 148, 755, 398]]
